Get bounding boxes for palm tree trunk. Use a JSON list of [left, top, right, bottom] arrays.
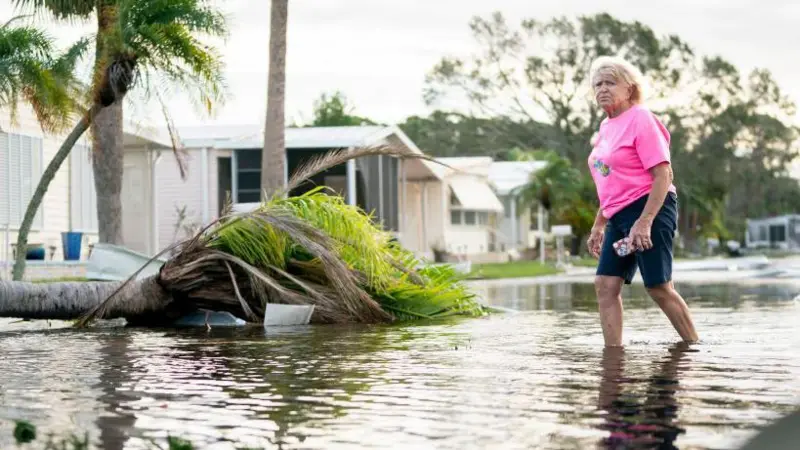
[[92, 2, 125, 245], [92, 101, 125, 244], [11, 106, 101, 281], [260, 0, 288, 198], [0, 275, 170, 321]]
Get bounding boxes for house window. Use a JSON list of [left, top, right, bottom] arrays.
[[769, 224, 786, 243], [234, 149, 263, 203], [0, 132, 43, 229], [451, 209, 494, 227], [759, 225, 767, 241], [464, 211, 476, 225], [69, 144, 98, 232]]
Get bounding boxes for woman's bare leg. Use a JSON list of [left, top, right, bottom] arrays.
[[646, 281, 699, 342], [595, 275, 625, 347]]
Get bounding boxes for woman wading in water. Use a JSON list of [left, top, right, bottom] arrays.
[[585, 56, 699, 347]]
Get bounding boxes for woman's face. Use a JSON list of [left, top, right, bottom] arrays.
[[592, 70, 631, 112]]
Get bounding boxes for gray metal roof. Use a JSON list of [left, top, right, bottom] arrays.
[[174, 125, 402, 150], [283, 126, 397, 149], [178, 124, 262, 148], [132, 124, 404, 150], [747, 214, 800, 224]]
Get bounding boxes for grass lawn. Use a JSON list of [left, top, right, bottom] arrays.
[[571, 257, 599, 268], [468, 260, 562, 280], [30, 277, 89, 284]]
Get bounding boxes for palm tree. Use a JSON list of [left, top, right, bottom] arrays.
[[11, 0, 228, 280], [517, 150, 581, 211], [0, 146, 485, 326], [516, 150, 597, 254], [260, 0, 288, 197]]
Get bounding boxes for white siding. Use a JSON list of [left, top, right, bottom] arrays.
[[156, 150, 207, 253], [121, 150, 152, 255], [400, 182, 424, 253], [445, 228, 491, 254], [69, 144, 98, 232], [0, 104, 96, 262], [119, 147, 219, 257], [400, 180, 447, 256], [0, 132, 43, 229]]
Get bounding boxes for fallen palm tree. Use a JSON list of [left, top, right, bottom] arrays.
[[0, 145, 486, 327]]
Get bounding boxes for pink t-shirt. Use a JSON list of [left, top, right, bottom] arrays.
[[588, 104, 676, 219]]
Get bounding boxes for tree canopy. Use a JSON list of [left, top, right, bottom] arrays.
[[304, 91, 378, 127], [415, 11, 800, 250]]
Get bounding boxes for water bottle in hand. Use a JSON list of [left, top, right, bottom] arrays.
[[613, 236, 637, 257]]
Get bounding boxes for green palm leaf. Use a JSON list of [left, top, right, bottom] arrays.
[[0, 16, 88, 132]]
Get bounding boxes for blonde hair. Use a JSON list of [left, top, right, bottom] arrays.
[[589, 56, 647, 104]]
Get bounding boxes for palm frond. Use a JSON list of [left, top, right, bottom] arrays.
[[154, 89, 189, 179], [272, 187, 397, 290], [117, 0, 228, 111], [378, 249, 482, 321], [0, 17, 87, 132], [12, 0, 96, 20]]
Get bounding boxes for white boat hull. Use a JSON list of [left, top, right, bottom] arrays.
[[86, 242, 167, 282]]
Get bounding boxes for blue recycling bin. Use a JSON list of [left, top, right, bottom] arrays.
[[61, 231, 83, 261]]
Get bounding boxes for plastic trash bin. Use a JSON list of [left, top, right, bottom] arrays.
[[61, 231, 83, 261]]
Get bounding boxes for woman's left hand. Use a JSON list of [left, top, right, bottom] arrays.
[[629, 217, 654, 251]]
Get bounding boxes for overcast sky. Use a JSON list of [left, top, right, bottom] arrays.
[[3, 0, 800, 128]]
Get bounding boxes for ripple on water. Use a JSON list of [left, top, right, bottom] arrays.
[[0, 282, 798, 449]]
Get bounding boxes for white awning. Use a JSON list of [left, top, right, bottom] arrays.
[[448, 176, 504, 212]]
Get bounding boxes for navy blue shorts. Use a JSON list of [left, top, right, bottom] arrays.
[[596, 192, 678, 288]]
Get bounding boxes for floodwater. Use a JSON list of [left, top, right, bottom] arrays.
[[0, 282, 799, 449]]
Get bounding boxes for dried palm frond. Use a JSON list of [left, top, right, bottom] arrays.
[[282, 143, 453, 195]]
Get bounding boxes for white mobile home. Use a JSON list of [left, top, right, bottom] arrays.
[[488, 161, 549, 252], [120, 125, 443, 257], [746, 215, 800, 251]]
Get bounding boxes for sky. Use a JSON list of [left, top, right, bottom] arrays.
[[3, 0, 800, 129]]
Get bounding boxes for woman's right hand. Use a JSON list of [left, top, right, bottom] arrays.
[[587, 226, 605, 259]]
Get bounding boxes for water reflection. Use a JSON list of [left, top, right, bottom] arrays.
[[95, 333, 138, 450], [477, 281, 800, 312], [95, 325, 418, 449], [597, 344, 694, 449]]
